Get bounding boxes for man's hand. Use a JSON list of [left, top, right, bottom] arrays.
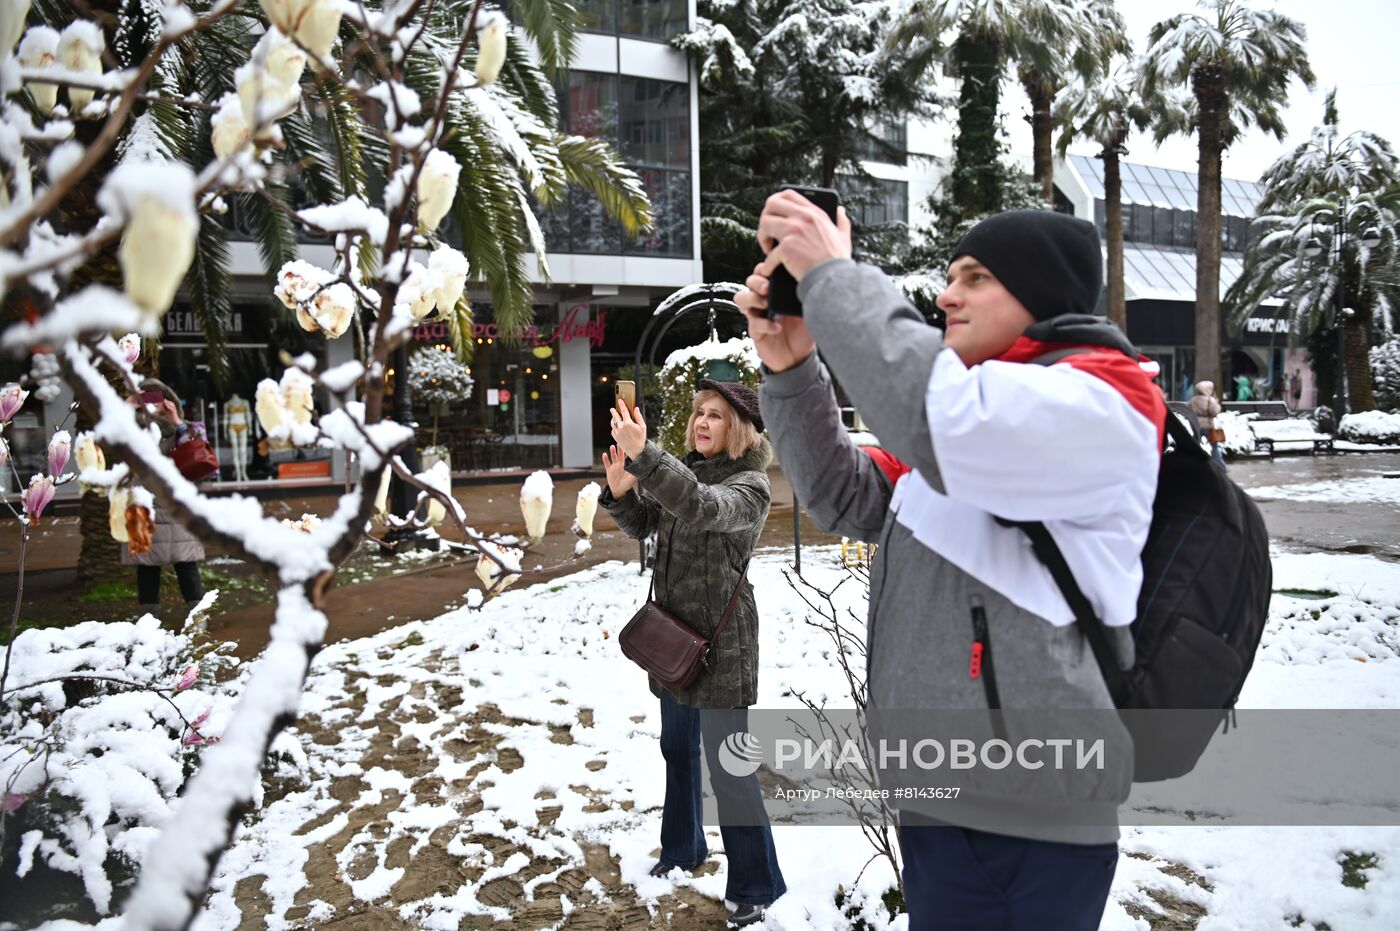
[[738, 264, 816, 374], [756, 190, 852, 281], [601, 444, 637, 499], [609, 398, 647, 459]]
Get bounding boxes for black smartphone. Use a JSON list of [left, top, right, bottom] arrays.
[[765, 184, 841, 318]]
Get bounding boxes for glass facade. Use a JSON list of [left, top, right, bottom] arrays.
[[842, 176, 909, 227], [543, 71, 693, 257], [1093, 198, 1249, 255], [857, 120, 908, 166], [415, 305, 563, 470], [577, 0, 688, 41]]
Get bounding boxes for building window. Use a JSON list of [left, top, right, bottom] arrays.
[[578, 0, 687, 42], [545, 70, 693, 258], [842, 176, 908, 227], [857, 120, 907, 166]]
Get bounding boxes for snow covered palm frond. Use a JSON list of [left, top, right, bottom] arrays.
[[1141, 0, 1313, 148]]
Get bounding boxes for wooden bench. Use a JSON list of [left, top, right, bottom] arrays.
[[1223, 401, 1292, 420]]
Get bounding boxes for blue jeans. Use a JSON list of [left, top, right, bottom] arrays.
[[899, 817, 1117, 930], [657, 691, 787, 906]]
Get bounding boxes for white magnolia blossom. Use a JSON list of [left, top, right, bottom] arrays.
[[56, 21, 104, 111], [235, 30, 305, 136], [310, 282, 355, 338], [17, 27, 59, 115], [280, 513, 322, 533], [373, 465, 391, 518], [416, 149, 460, 231], [416, 459, 451, 526], [274, 259, 332, 309], [260, 0, 342, 58], [259, 27, 307, 88], [519, 470, 552, 543], [428, 245, 468, 315], [475, 541, 523, 592], [210, 93, 251, 159], [96, 162, 198, 318], [295, 0, 343, 58], [255, 369, 317, 447], [73, 431, 102, 472], [254, 379, 287, 437], [282, 368, 314, 426], [573, 481, 600, 539], [1, 0, 29, 58], [474, 12, 508, 87], [107, 486, 130, 543], [394, 262, 437, 322]]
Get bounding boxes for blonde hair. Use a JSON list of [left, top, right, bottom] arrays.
[[686, 389, 762, 460]]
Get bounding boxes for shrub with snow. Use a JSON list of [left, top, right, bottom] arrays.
[[1339, 410, 1400, 445], [0, 612, 240, 914], [1370, 338, 1400, 411], [407, 347, 475, 407]]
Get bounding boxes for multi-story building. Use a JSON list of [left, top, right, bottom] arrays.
[[1054, 154, 1309, 405]]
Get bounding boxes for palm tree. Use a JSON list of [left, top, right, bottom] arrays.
[[1019, 0, 1129, 203], [1227, 91, 1400, 411], [891, 0, 1123, 212], [1141, 0, 1314, 390], [1053, 56, 1155, 329]]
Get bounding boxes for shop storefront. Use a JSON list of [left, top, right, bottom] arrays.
[[1127, 301, 1314, 406]]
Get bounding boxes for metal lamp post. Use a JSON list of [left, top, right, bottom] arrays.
[[1303, 198, 1382, 419]]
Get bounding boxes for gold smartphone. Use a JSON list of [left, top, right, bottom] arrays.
[[615, 380, 637, 416]]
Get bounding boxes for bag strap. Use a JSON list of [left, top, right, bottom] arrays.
[[1019, 347, 1138, 704], [647, 511, 749, 644], [1014, 521, 1128, 705]]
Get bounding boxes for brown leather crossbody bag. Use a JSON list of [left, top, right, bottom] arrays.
[[619, 545, 748, 692]]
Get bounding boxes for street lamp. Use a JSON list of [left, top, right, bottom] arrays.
[[1301, 197, 1383, 420]]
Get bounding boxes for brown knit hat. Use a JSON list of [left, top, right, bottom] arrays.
[[697, 379, 763, 433]]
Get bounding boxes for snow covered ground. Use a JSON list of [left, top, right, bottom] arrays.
[[23, 544, 1400, 930], [1248, 474, 1400, 507]]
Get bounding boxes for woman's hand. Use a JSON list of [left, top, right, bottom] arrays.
[[601, 444, 637, 499], [609, 398, 647, 459]]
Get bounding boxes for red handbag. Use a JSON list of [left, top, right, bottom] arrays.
[[173, 438, 220, 481]]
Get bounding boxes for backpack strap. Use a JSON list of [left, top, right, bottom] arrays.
[[1013, 520, 1129, 706]]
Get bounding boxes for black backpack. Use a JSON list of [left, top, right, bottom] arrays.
[[1016, 376, 1272, 783]]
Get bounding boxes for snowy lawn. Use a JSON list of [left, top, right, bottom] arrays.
[[1247, 474, 1400, 507], [18, 545, 1400, 930]]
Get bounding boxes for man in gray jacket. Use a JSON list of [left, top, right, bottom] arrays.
[[737, 195, 1166, 929]]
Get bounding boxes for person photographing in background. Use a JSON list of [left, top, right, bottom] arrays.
[[599, 383, 785, 928], [737, 193, 1165, 930]]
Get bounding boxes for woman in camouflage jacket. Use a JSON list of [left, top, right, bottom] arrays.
[[600, 380, 785, 924]]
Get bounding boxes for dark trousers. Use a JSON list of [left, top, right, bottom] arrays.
[[657, 691, 786, 906], [136, 563, 204, 605], [899, 819, 1117, 930]]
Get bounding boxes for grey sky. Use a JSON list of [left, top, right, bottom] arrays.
[[1003, 0, 1400, 185]]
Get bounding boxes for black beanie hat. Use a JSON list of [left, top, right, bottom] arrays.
[[697, 379, 764, 433], [950, 210, 1103, 322]]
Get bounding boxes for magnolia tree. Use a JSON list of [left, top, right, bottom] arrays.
[[0, 1, 647, 926]]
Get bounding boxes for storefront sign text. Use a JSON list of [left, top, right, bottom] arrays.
[[413, 305, 607, 348], [1244, 316, 1289, 335]]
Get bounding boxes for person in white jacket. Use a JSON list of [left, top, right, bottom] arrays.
[[738, 198, 1166, 930]]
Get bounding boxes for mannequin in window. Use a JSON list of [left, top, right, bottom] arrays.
[[225, 393, 251, 482]]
